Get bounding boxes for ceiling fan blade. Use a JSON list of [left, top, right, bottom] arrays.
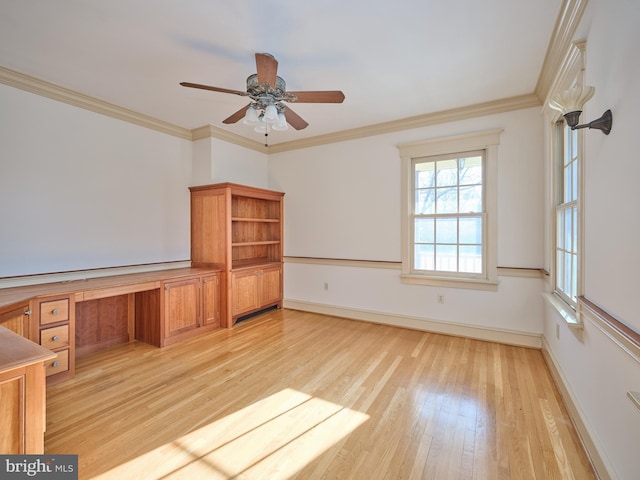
[[180, 82, 248, 97], [287, 90, 345, 103], [222, 104, 250, 124], [284, 107, 309, 130], [255, 53, 278, 88]]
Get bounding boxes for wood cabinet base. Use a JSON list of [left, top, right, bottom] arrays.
[[0, 326, 54, 454]]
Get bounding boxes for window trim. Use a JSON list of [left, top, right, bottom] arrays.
[[398, 129, 502, 290], [544, 40, 587, 327]]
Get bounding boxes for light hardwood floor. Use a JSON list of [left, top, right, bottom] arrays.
[[45, 308, 595, 479]]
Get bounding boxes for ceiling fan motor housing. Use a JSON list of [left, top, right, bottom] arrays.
[[246, 74, 287, 97]]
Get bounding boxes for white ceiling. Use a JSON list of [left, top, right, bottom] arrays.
[[0, 1, 561, 144]]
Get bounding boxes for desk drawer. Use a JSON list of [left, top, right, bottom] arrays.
[[45, 349, 69, 376], [40, 325, 70, 350], [40, 299, 69, 325]]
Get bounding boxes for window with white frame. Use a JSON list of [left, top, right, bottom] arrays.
[[555, 121, 579, 307], [398, 130, 501, 290], [412, 151, 484, 275]]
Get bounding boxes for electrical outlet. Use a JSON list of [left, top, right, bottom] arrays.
[[323, 282, 329, 291], [437, 293, 444, 304]]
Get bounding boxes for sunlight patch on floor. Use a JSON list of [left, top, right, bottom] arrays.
[[93, 388, 369, 479]]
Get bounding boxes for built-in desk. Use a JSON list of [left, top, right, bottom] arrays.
[[0, 267, 222, 384], [0, 326, 55, 453]]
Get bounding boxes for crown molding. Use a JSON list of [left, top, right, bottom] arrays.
[[191, 124, 267, 153], [1, 62, 540, 153], [0, 65, 193, 140], [266, 93, 540, 153], [0, 3, 582, 152], [535, 0, 589, 103]]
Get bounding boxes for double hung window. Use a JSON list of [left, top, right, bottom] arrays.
[[398, 129, 500, 290], [412, 151, 484, 275], [555, 123, 579, 307]]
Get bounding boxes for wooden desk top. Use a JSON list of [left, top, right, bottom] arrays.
[[0, 267, 220, 313], [0, 326, 56, 373]]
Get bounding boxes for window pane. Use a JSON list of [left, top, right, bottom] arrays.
[[564, 208, 572, 251], [459, 156, 482, 185], [414, 244, 434, 270], [414, 218, 434, 243], [436, 187, 458, 214], [572, 206, 578, 253], [572, 160, 578, 204], [564, 253, 572, 297], [436, 159, 458, 187], [459, 185, 482, 213], [459, 216, 482, 244], [571, 128, 578, 156], [556, 250, 564, 291], [435, 217, 457, 243], [459, 245, 482, 273], [564, 163, 572, 203], [435, 244, 457, 271], [415, 189, 435, 214], [415, 162, 435, 188], [557, 210, 564, 246]]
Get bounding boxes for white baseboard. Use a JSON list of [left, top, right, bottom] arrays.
[[283, 299, 542, 349], [541, 337, 612, 480]]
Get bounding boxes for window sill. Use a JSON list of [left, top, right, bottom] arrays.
[[400, 274, 499, 291], [543, 292, 582, 329]]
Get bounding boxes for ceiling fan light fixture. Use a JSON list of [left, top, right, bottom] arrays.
[[254, 119, 268, 133], [272, 112, 289, 131], [264, 104, 279, 123], [242, 105, 260, 125]]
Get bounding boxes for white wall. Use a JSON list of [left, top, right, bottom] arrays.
[[269, 106, 545, 338], [542, 1, 640, 478], [192, 137, 269, 188], [0, 84, 196, 277]]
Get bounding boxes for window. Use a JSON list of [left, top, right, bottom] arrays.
[[555, 122, 579, 308], [412, 151, 484, 275], [398, 130, 501, 290]]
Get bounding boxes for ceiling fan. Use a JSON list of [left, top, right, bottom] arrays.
[[180, 53, 345, 135]]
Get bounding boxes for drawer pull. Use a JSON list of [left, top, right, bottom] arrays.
[[52, 335, 60, 342], [52, 309, 59, 315], [52, 361, 59, 368]]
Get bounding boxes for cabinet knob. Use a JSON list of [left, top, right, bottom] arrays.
[[204, 279, 209, 284], [52, 309, 59, 315], [255, 272, 259, 276], [52, 361, 59, 368], [52, 335, 60, 342], [24, 310, 32, 316]]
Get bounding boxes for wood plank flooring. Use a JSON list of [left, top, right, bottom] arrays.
[[44, 308, 596, 479]]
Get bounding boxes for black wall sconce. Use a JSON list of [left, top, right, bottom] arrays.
[[549, 85, 612, 135]]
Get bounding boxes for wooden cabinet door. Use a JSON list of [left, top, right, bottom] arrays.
[[163, 278, 200, 338], [259, 266, 282, 307], [202, 273, 220, 328], [231, 270, 259, 317], [0, 304, 30, 338]]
